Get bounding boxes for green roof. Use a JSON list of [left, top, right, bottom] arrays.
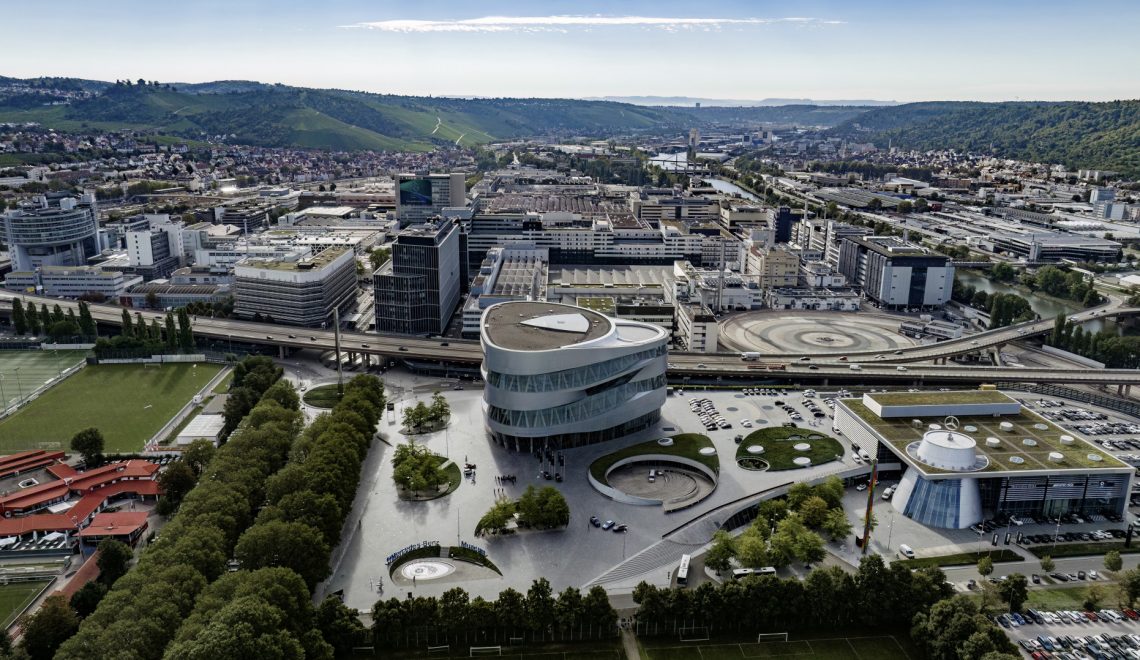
[[867, 390, 1012, 407], [842, 398, 1129, 474]]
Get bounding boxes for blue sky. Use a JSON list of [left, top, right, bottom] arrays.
[[5, 0, 1138, 102]]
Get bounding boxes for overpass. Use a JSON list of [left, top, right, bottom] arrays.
[[3, 294, 1139, 389]]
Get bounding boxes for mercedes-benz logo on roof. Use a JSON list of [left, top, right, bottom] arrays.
[[944, 416, 960, 430]]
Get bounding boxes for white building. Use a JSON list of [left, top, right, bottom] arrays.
[[481, 301, 668, 451]]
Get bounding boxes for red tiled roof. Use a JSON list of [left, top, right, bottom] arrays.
[[46, 463, 78, 480], [0, 482, 70, 512], [77, 512, 149, 538], [0, 461, 159, 514], [53, 553, 100, 599], [0, 515, 74, 536], [0, 451, 65, 478]]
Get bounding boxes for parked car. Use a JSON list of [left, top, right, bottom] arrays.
[[601, 520, 615, 530], [590, 516, 601, 527]]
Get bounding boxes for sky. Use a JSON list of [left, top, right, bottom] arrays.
[[5, 0, 1139, 103]]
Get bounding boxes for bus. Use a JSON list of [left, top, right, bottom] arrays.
[[676, 554, 691, 587]]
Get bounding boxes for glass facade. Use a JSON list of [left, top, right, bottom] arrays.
[[903, 477, 962, 529], [488, 374, 665, 429], [488, 410, 661, 452], [485, 344, 666, 392]]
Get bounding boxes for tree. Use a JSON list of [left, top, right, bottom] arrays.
[[96, 539, 133, 586], [157, 460, 198, 513], [165, 312, 178, 351], [582, 585, 617, 628], [554, 587, 583, 631], [39, 304, 51, 332], [914, 197, 929, 213], [525, 578, 556, 632], [182, 438, 216, 476], [798, 496, 830, 528], [517, 485, 570, 529], [1105, 549, 1124, 572], [145, 291, 160, 309], [21, 594, 78, 659], [316, 596, 367, 657], [704, 530, 736, 573], [478, 499, 517, 535], [234, 520, 331, 589], [997, 573, 1028, 611], [821, 508, 854, 542], [70, 427, 105, 466], [897, 200, 913, 214], [120, 308, 132, 337], [911, 595, 1016, 660], [1040, 555, 1055, 573], [1084, 584, 1106, 611], [977, 555, 994, 578], [11, 298, 27, 335], [1118, 567, 1140, 607], [368, 247, 391, 271], [177, 308, 194, 351], [69, 580, 108, 618]]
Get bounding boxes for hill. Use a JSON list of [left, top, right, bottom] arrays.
[[0, 78, 868, 151], [830, 100, 1140, 177]]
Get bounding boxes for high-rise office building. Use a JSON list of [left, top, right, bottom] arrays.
[[1, 195, 99, 271], [837, 236, 953, 310], [373, 218, 461, 335], [395, 172, 466, 226]]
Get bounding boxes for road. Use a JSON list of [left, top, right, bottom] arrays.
[[6, 293, 1140, 387]]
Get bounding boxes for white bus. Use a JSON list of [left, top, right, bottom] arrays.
[[676, 554, 691, 586]]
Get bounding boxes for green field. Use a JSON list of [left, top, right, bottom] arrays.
[[896, 549, 1023, 569], [0, 580, 50, 627], [641, 636, 913, 660], [737, 428, 843, 471], [589, 434, 717, 482], [0, 350, 88, 412], [0, 362, 222, 453]]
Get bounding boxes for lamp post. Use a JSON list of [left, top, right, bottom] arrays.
[[886, 512, 896, 551], [0, 374, 6, 414], [12, 368, 23, 407]]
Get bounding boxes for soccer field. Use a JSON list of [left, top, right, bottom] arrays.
[[0, 350, 88, 412], [0, 362, 223, 454], [642, 636, 913, 660], [0, 580, 50, 627]]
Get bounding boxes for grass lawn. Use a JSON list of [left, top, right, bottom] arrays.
[[0, 350, 88, 411], [897, 549, 1023, 569], [589, 434, 716, 482], [0, 363, 222, 453], [302, 383, 341, 409], [0, 580, 50, 627], [736, 427, 842, 471], [641, 635, 913, 660], [1026, 541, 1140, 559], [1025, 586, 1096, 611]]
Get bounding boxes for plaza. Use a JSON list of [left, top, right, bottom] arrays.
[[718, 310, 922, 355]]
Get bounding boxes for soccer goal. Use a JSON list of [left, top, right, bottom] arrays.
[[427, 645, 450, 655], [470, 646, 502, 657], [757, 632, 789, 643], [679, 626, 710, 642]]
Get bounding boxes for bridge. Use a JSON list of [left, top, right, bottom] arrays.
[[3, 294, 1139, 389]]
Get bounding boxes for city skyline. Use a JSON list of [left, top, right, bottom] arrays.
[[4, 0, 1139, 103]]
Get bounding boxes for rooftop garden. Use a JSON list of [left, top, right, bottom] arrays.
[[736, 427, 843, 471], [588, 433, 716, 483]]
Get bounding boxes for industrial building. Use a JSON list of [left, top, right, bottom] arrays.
[[837, 236, 954, 310]]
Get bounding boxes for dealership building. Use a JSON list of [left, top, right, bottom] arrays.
[[480, 301, 668, 451], [835, 390, 1132, 529]]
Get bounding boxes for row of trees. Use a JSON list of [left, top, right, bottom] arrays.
[[164, 373, 385, 658], [371, 579, 617, 646], [93, 308, 194, 357], [402, 392, 450, 432], [221, 356, 284, 439], [9, 299, 95, 341], [1048, 312, 1140, 368], [52, 356, 297, 658], [478, 486, 571, 534], [705, 478, 851, 572], [950, 279, 1035, 329]]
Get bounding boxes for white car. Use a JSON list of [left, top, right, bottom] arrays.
[[741, 419, 753, 427]]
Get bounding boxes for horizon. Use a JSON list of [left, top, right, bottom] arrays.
[[4, 0, 1139, 103]]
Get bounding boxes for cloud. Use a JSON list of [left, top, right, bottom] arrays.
[[343, 15, 845, 33]]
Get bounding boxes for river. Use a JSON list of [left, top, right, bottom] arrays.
[[702, 178, 761, 202], [955, 271, 1126, 335]]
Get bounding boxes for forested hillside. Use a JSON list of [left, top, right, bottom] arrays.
[[831, 101, 1140, 176]]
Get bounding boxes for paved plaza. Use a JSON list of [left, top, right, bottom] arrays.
[[718, 310, 922, 355]]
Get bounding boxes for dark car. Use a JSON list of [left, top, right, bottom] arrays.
[[398, 346, 408, 351], [590, 516, 601, 527], [613, 524, 628, 533], [1031, 574, 1041, 584], [440, 342, 450, 346]]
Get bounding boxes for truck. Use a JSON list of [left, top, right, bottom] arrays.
[[740, 352, 761, 361]]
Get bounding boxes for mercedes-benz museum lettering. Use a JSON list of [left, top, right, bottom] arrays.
[[480, 301, 668, 451]]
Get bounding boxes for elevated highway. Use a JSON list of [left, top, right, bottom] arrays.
[[3, 294, 1139, 387]]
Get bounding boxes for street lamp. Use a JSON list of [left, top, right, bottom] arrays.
[[12, 368, 23, 407], [0, 374, 6, 414]]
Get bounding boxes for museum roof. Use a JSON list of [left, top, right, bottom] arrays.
[[482, 301, 611, 351]]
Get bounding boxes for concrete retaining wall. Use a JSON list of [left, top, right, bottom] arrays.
[[588, 454, 719, 507]]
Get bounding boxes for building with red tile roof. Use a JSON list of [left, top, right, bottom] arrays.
[[0, 450, 66, 480]]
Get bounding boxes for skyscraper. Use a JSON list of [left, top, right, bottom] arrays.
[[395, 172, 466, 226], [373, 218, 461, 335]]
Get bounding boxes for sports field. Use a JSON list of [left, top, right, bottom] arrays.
[[641, 636, 914, 660], [0, 580, 50, 627], [0, 350, 88, 412], [0, 362, 222, 453]]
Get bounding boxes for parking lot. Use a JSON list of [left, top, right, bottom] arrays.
[[1004, 609, 1140, 658]]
